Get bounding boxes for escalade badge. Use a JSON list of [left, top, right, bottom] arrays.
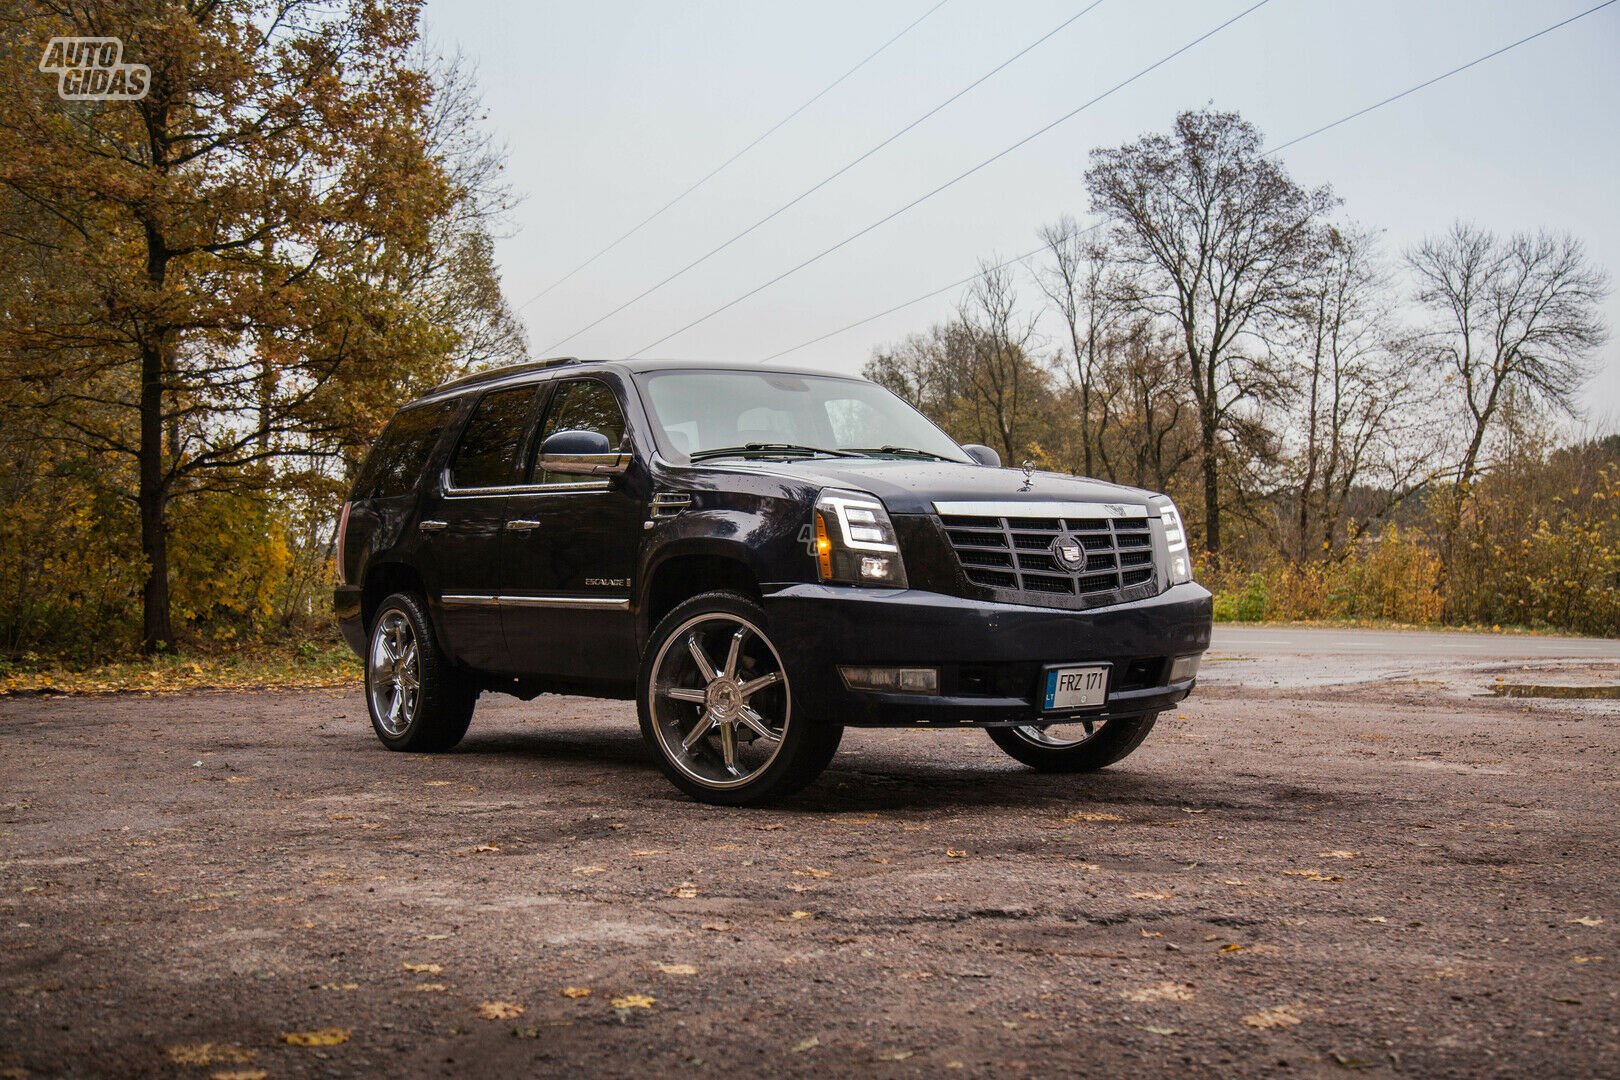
[[1051, 535, 1086, 571]]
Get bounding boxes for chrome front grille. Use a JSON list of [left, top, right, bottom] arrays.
[[938, 512, 1158, 607]]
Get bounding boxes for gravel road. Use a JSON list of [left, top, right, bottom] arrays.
[[2, 629, 1616, 1078]]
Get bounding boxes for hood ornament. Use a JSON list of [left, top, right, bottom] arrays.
[[1019, 460, 1035, 490]]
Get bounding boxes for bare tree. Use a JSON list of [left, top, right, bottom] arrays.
[[1085, 109, 1336, 561], [1035, 217, 1125, 477], [1408, 222, 1609, 490], [958, 262, 1043, 463], [1285, 225, 1440, 560]]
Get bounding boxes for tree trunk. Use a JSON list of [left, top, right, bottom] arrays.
[[138, 338, 172, 653]]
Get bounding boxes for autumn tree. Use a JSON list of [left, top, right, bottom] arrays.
[[1085, 109, 1336, 561], [1035, 217, 1125, 478], [0, 0, 520, 651], [957, 261, 1045, 464]]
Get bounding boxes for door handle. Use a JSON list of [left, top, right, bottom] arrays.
[[506, 519, 541, 532], [418, 520, 448, 532]]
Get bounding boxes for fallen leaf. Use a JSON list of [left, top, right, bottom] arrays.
[[1066, 811, 1124, 823], [1221, 943, 1245, 953], [402, 962, 442, 974], [211, 1071, 268, 1080], [560, 986, 592, 998], [1121, 982, 1194, 1003], [701, 922, 731, 932], [669, 885, 699, 899], [319, 982, 359, 991], [226, 776, 253, 784], [793, 867, 833, 878], [711, 843, 741, 851], [1224, 880, 1255, 887], [414, 983, 447, 992], [830, 815, 877, 825], [1554, 996, 1582, 1005], [656, 963, 698, 976], [1572, 955, 1605, 964], [479, 1000, 525, 1021], [1331, 1053, 1377, 1069], [945, 849, 967, 859], [471, 842, 500, 853], [1570, 916, 1603, 927], [1131, 891, 1173, 901], [1317, 850, 1360, 859], [788, 910, 813, 920], [790, 1036, 820, 1053], [167, 1044, 255, 1065], [1366, 916, 1388, 924], [631, 849, 669, 857], [876, 1049, 914, 1061], [1180, 808, 1206, 814], [281, 1028, 350, 1047], [1242, 1006, 1302, 1029], [1139, 930, 1163, 939], [1136, 1025, 1179, 1036], [572, 865, 608, 876], [1282, 869, 1343, 882], [424, 780, 453, 787], [611, 994, 656, 1009]]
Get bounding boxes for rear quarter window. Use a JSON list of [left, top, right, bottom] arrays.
[[351, 399, 457, 500]]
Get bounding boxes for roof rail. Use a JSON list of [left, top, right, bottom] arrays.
[[432, 357, 585, 393]]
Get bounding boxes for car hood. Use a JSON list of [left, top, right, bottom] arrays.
[[709, 458, 1157, 515]]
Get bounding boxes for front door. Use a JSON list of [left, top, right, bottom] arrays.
[[420, 383, 542, 672], [501, 377, 644, 681]]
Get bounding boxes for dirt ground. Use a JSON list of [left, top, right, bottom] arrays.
[[2, 663, 1616, 1078]]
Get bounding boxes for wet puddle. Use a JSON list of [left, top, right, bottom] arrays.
[[1488, 683, 1620, 700]]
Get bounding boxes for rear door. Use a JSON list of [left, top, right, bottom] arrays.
[[417, 383, 543, 673], [500, 376, 645, 680]]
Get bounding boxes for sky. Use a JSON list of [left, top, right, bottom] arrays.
[[420, 0, 1620, 426]]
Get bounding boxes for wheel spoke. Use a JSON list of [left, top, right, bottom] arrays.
[[682, 712, 718, 750], [723, 626, 748, 678], [739, 670, 781, 698], [687, 634, 718, 682], [665, 686, 707, 704], [737, 707, 779, 742], [718, 719, 738, 774]]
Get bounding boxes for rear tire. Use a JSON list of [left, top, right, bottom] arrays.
[[987, 712, 1158, 773], [637, 590, 842, 806], [365, 591, 476, 752]]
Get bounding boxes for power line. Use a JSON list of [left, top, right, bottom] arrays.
[[760, 0, 1620, 364], [1269, 0, 1619, 154], [512, 0, 951, 313], [541, 0, 1111, 353], [629, 0, 1275, 358]]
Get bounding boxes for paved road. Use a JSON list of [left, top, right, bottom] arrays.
[[3, 630, 1617, 1078], [1205, 625, 1620, 693]]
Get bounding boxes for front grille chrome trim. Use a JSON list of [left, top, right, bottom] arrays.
[[936, 509, 1160, 609], [932, 500, 1150, 519]]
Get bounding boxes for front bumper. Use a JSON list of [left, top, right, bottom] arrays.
[[762, 581, 1212, 727]]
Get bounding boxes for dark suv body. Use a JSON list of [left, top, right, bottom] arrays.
[[336, 358, 1212, 804]]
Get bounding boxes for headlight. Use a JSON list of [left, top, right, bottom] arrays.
[[813, 488, 908, 587], [1151, 495, 1192, 585]]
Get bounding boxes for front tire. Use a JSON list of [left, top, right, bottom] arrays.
[[638, 591, 842, 806], [987, 712, 1158, 773], [365, 591, 476, 752]]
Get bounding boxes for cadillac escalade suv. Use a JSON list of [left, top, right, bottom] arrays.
[[335, 358, 1212, 805]]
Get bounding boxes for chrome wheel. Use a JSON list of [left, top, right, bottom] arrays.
[[368, 609, 420, 737], [1010, 717, 1105, 749], [649, 612, 790, 790]]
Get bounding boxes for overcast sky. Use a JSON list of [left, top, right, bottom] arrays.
[[421, 0, 1620, 425]]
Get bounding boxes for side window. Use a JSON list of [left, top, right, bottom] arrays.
[[353, 400, 455, 500], [535, 380, 626, 484], [448, 386, 537, 489]]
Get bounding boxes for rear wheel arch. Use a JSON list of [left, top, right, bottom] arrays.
[[362, 562, 427, 632]]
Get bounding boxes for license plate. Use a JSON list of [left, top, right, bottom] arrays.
[[1043, 665, 1109, 710]]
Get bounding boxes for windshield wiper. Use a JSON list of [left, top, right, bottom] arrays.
[[850, 445, 957, 461], [689, 442, 862, 462]]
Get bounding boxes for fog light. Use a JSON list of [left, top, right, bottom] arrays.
[[1168, 653, 1202, 682], [859, 555, 897, 580], [840, 666, 939, 694]]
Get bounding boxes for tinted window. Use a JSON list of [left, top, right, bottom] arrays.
[[536, 380, 626, 483], [353, 400, 456, 500], [449, 386, 537, 489]]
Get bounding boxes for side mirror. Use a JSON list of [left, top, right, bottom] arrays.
[[538, 429, 630, 476], [962, 444, 1001, 468]]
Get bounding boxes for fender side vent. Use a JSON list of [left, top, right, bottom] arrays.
[[651, 492, 692, 519]]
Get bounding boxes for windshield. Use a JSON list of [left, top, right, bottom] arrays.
[[636, 369, 972, 463]]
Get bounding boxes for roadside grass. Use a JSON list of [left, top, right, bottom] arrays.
[[1212, 615, 1585, 636], [0, 637, 358, 696]]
